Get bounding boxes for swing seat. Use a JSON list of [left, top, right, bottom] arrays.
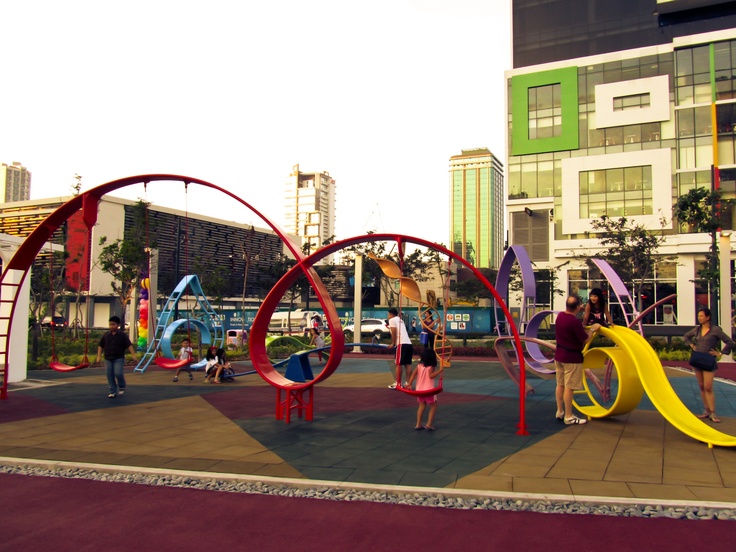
[[50, 361, 90, 372], [398, 385, 443, 398], [154, 357, 192, 370]]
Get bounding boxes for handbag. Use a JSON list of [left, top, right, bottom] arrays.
[[689, 350, 717, 371]]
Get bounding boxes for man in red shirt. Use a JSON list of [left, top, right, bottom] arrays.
[[554, 296, 601, 425]]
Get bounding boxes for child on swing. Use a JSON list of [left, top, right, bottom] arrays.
[[406, 348, 444, 431], [173, 337, 193, 382]]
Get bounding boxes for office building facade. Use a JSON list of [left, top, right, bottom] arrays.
[[0, 196, 287, 326], [450, 149, 505, 269], [507, 0, 736, 325], [1, 162, 31, 203], [284, 164, 336, 263]]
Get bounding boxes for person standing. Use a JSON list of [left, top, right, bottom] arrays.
[[406, 348, 444, 430], [387, 307, 413, 389], [683, 307, 735, 423], [421, 310, 437, 350], [309, 327, 326, 364], [554, 296, 601, 425], [96, 316, 137, 398]]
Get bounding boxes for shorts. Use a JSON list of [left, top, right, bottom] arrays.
[[395, 343, 414, 366], [555, 360, 583, 390], [417, 395, 437, 404]]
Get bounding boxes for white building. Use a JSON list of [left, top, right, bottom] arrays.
[[1, 162, 31, 203], [284, 164, 336, 263]]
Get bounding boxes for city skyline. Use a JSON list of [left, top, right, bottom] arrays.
[[0, 1, 512, 248]]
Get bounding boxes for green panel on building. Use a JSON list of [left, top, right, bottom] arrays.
[[511, 66, 579, 155]]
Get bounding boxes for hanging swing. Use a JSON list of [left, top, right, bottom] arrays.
[[372, 243, 446, 399], [154, 183, 194, 370], [48, 220, 92, 372]]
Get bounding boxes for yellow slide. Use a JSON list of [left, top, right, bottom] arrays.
[[584, 325, 736, 448]]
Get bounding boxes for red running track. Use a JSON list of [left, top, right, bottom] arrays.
[[1, 473, 734, 551]]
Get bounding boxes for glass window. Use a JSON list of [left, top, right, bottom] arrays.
[[528, 83, 561, 139]]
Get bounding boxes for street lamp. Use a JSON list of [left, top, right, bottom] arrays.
[[240, 245, 259, 348]]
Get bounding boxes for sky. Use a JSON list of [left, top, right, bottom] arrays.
[[1, 0, 511, 247]]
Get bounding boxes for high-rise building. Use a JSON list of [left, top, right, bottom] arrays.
[[506, 0, 736, 323], [1, 162, 31, 203], [284, 164, 336, 263], [449, 148, 505, 269]]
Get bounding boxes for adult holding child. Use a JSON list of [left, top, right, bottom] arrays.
[[683, 307, 735, 423]]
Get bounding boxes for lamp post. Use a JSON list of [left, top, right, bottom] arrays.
[[240, 245, 259, 348]]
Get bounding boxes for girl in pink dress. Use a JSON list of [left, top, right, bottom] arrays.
[[406, 348, 444, 430]]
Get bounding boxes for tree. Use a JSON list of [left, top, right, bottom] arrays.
[[588, 215, 668, 312], [97, 200, 152, 324], [453, 267, 497, 305], [673, 186, 722, 320]]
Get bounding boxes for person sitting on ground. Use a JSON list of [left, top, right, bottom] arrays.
[[406, 348, 444, 431], [173, 338, 194, 382]]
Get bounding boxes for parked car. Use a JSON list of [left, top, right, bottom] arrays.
[[42, 316, 67, 329], [343, 318, 390, 337]]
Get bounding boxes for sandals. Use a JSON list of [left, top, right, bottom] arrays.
[[213, 379, 221, 384], [710, 413, 721, 423], [555, 411, 564, 422], [414, 426, 424, 430], [696, 411, 711, 419]]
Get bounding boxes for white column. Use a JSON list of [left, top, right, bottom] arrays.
[[353, 255, 363, 352], [720, 231, 733, 361]]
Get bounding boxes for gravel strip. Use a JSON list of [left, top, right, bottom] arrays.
[[2, 464, 735, 520]]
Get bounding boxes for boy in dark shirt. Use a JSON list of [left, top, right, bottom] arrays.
[[97, 316, 137, 398]]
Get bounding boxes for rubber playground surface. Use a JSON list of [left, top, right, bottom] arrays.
[[2, 355, 736, 502]]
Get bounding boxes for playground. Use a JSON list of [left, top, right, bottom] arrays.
[[2, 355, 736, 502], [2, 174, 736, 545]]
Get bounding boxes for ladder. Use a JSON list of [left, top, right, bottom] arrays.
[[0, 271, 24, 399]]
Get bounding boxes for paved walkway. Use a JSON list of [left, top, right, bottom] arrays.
[[2, 356, 736, 504]]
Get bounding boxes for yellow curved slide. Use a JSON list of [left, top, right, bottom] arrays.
[[599, 325, 736, 448]]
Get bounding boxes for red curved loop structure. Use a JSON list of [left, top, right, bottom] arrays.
[[254, 234, 528, 432], [0, 175, 529, 435]]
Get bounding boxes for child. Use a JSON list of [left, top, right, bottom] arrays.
[[173, 338, 193, 382], [309, 327, 325, 364], [216, 347, 235, 381], [406, 348, 444, 431], [204, 346, 221, 383], [583, 288, 613, 327], [96, 315, 137, 398]]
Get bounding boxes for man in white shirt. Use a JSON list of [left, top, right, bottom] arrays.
[[387, 307, 414, 389]]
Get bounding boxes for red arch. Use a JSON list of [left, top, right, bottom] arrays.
[[251, 234, 529, 434], [0, 174, 340, 400]]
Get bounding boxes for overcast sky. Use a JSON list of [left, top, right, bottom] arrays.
[[1, 0, 511, 246]]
